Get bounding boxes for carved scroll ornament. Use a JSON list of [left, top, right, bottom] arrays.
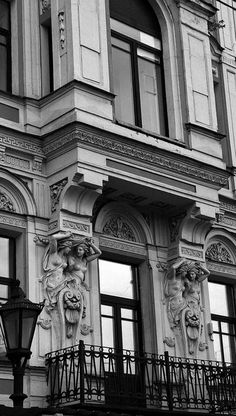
[[0, 191, 15, 212]]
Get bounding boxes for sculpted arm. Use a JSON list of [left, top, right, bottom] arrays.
[[85, 238, 102, 262]]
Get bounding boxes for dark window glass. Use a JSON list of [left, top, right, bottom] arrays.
[[209, 281, 236, 363], [0, 0, 11, 92], [0, 236, 15, 300]]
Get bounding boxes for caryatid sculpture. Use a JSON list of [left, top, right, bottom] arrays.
[[165, 258, 210, 356], [41, 232, 101, 348]]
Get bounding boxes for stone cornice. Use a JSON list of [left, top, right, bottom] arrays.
[[0, 131, 44, 157], [175, 0, 217, 18], [43, 126, 230, 189]]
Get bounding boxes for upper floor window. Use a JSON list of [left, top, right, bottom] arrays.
[[0, 0, 11, 92], [208, 281, 236, 363], [0, 235, 15, 300], [110, 0, 167, 136]]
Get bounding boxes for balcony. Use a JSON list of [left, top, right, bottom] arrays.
[[45, 342, 236, 414]]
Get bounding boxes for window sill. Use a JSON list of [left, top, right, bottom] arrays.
[[114, 119, 187, 148]]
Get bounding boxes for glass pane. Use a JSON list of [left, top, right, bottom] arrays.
[[121, 308, 135, 319], [101, 304, 113, 316], [208, 282, 229, 316], [101, 316, 114, 348], [222, 335, 232, 363], [0, 0, 10, 30], [22, 311, 36, 349], [212, 320, 219, 332], [99, 260, 134, 299], [138, 53, 165, 134], [122, 320, 135, 351], [0, 238, 9, 277], [112, 37, 130, 52], [221, 322, 230, 334], [0, 285, 8, 300], [212, 333, 222, 362], [112, 43, 135, 125], [2, 310, 19, 349]]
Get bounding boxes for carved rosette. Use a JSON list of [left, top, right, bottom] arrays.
[[206, 242, 233, 264], [50, 178, 68, 213], [103, 216, 136, 241]]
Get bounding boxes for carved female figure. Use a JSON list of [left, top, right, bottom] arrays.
[[63, 238, 102, 339], [164, 258, 189, 329], [183, 263, 209, 354], [42, 231, 73, 313]]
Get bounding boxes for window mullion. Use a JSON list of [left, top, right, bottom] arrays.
[[131, 42, 142, 127]]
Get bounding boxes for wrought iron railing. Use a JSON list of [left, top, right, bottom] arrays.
[[45, 341, 236, 413]]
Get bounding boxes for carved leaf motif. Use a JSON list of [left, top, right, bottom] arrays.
[[50, 178, 68, 212], [103, 216, 136, 241], [206, 243, 233, 264], [0, 191, 15, 212]]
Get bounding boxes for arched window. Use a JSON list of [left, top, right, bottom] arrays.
[[109, 0, 168, 136]]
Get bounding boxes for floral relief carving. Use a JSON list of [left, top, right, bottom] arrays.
[[205, 243, 233, 264], [0, 191, 15, 212], [103, 216, 136, 241], [58, 10, 65, 50], [50, 178, 68, 213]]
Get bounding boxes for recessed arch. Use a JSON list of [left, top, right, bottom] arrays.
[[0, 168, 37, 216], [94, 201, 153, 245]]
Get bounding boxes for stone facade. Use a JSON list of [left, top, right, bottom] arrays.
[[0, 0, 236, 410]]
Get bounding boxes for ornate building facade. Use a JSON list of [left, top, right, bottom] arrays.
[[0, 0, 236, 413]]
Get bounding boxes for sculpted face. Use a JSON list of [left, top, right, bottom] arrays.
[[76, 245, 85, 257]]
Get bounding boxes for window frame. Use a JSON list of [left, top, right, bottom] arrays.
[[0, 234, 16, 300], [0, 0, 11, 93], [208, 279, 236, 363], [99, 259, 143, 354], [111, 29, 168, 136]]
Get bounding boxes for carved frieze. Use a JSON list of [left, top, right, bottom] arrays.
[[0, 214, 26, 228], [50, 178, 68, 212], [62, 220, 90, 233], [99, 236, 146, 256], [0, 134, 43, 156], [103, 216, 136, 241], [43, 129, 229, 188], [205, 242, 233, 264], [0, 191, 15, 212], [181, 247, 204, 259]]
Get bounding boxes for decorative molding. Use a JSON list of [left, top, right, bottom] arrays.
[[40, 0, 51, 15], [199, 342, 208, 351], [32, 156, 43, 172], [206, 242, 234, 264], [0, 134, 43, 156], [80, 323, 93, 336], [0, 214, 26, 228], [49, 220, 58, 231], [207, 261, 236, 275], [0, 153, 30, 171], [58, 10, 65, 50], [62, 220, 90, 233], [38, 316, 52, 330], [50, 178, 68, 212], [216, 213, 236, 229], [103, 216, 136, 241], [99, 236, 146, 256], [163, 337, 175, 348], [181, 247, 204, 259], [43, 129, 229, 187], [0, 191, 15, 212], [156, 261, 168, 271], [33, 234, 49, 245], [220, 199, 236, 213]]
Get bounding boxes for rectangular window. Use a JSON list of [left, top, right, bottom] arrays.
[[111, 33, 167, 136], [0, 236, 15, 300], [208, 281, 236, 363], [0, 0, 11, 92]]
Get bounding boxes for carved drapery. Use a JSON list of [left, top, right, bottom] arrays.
[[206, 242, 233, 264]]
